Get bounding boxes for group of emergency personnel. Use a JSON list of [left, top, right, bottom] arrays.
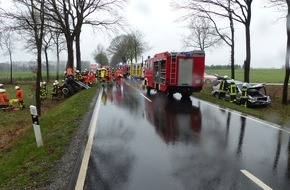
[[0, 83, 25, 110], [96, 67, 123, 87], [219, 75, 248, 107]]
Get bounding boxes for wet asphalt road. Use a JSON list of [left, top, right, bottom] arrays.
[[83, 79, 290, 190]]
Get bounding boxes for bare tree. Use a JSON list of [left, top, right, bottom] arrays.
[[126, 30, 149, 63], [42, 31, 53, 82], [270, 0, 290, 104], [182, 16, 221, 51], [107, 31, 149, 65], [43, 0, 127, 71], [0, 30, 16, 84], [171, 0, 252, 81], [92, 44, 109, 67], [3, 0, 46, 115], [50, 27, 66, 80]]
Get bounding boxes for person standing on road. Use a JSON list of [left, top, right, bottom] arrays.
[[240, 83, 248, 107], [229, 80, 237, 102], [15, 86, 25, 110], [219, 75, 228, 99]]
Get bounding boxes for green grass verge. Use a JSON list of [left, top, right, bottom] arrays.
[[205, 69, 285, 83], [0, 86, 98, 189], [193, 85, 290, 127]]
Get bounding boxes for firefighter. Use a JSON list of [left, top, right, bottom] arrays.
[[75, 70, 83, 82], [115, 68, 122, 86], [240, 83, 248, 107], [0, 88, 9, 108], [40, 82, 48, 100], [88, 69, 95, 85], [229, 80, 237, 102], [219, 75, 228, 99], [52, 80, 60, 99], [82, 71, 90, 85], [15, 86, 25, 110], [66, 66, 74, 79]]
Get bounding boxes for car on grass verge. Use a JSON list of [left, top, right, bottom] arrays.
[[211, 80, 271, 108], [203, 73, 218, 84]]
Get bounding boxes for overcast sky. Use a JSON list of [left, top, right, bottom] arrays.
[[1, 0, 287, 69]]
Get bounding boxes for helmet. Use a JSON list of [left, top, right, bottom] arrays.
[[242, 83, 247, 87], [230, 79, 235, 84], [0, 89, 4, 93], [15, 86, 20, 90], [224, 75, 228, 79], [43, 81, 46, 85], [0, 84, 3, 87], [76, 70, 80, 73]]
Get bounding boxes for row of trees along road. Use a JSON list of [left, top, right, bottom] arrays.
[[0, 0, 127, 115], [171, 0, 290, 105]]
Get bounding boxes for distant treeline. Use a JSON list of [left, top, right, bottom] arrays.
[[205, 64, 243, 70], [0, 61, 91, 72]]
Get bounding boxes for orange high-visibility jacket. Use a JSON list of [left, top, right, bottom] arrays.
[[16, 89, 24, 101], [0, 93, 9, 105]]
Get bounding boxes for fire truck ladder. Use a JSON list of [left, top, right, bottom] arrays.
[[170, 56, 177, 85]]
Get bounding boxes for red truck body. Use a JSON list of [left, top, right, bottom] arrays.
[[143, 50, 205, 98]]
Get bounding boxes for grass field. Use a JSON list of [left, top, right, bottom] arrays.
[[0, 71, 59, 83], [205, 69, 285, 83]]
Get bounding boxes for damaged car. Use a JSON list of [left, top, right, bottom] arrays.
[[235, 83, 271, 107], [212, 80, 271, 108]]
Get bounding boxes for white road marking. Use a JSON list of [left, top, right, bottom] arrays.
[[75, 89, 102, 190], [240, 169, 273, 190], [198, 98, 290, 134], [139, 93, 152, 102]]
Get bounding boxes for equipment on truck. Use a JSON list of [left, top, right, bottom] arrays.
[[143, 50, 205, 99], [130, 63, 143, 79]]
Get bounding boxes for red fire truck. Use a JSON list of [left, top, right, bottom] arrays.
[[143, 50, 205, 99]]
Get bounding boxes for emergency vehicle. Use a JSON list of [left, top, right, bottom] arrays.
[[143, 50, 205, 98], [130, 63, 143, 79]]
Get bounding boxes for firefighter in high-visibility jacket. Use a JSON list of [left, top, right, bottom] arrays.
[[219, 75, 228, 99], [229, 80, 237, 102], [15, 86, 25, 110], [240, 83, 248, 107], [40, 82, 48, 100]]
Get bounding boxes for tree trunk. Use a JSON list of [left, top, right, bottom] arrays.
[[230, 12, 235, 80], [36, 46, 42, 116], [76, 32, 82, 71], [282, 12, 290, 105], [56, 44, 60, 80], [45, 47, 49, 82], [244, 22, 251, 83], [66, 35, 74, 69], [9, 51, 13, 84]]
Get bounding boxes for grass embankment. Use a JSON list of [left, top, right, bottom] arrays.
[[193, 84, 290, 127], [0, 84, 98, 189]]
